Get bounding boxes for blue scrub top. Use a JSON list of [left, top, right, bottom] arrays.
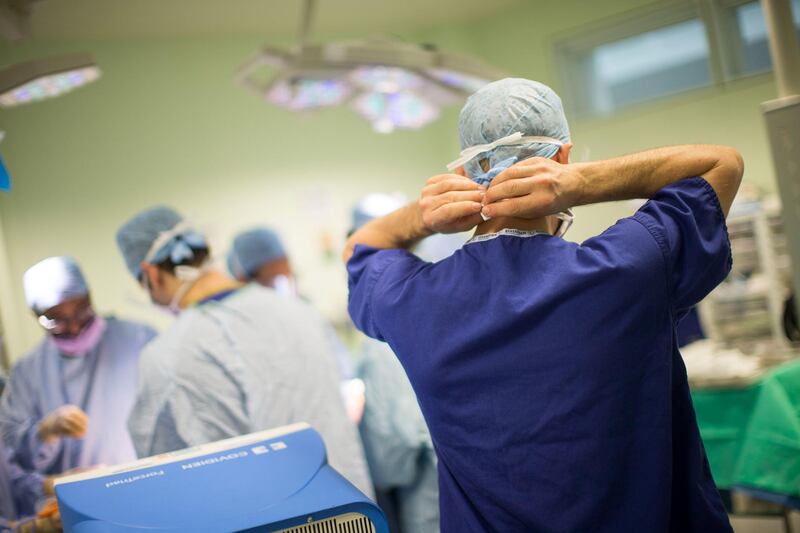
[[677, 307, 706, 347], [347, 177, 733, 532]]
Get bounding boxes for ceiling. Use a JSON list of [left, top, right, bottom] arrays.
[[20, 0, 526, 40]]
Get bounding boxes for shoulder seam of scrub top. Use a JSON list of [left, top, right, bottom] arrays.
[[694, 177, 734, 274], [465, 228, 550, 245], [629, 176, 732, 318], [628, 214, 675, 324], [357, 246, 408, 339]]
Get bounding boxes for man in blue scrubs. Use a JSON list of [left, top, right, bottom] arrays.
[[344, 78, 743, 532]]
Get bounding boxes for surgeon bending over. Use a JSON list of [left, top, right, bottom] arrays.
[[344, 78, 743, 532], [0, 256, 156, 475]]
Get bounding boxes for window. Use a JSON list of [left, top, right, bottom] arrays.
[[556, 0, 800, 118], [558, 14, 712, 117], [721, 0, 800, 78]]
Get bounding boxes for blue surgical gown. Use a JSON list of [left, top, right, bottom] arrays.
[[0, 317, 157, 475], [358, 337, 439, 533], [347, 177, 733, 532], [127, 284, 373, 497], [0, 438, 42, 526]]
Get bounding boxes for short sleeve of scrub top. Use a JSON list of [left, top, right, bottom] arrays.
[[347, 246, 427, 341], [632, 176, 732, 315]]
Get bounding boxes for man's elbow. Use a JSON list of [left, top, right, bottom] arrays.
[[343, 237, 357, 265], [728, 148, 744, 180], [719, 146, 745, 183], [707, 146, 744, 216]]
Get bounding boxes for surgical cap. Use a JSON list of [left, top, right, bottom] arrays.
[[458, 78, 571, 184], [227, 227, 287, 280], [23, 256, 89, 314], [350, 193, 408, 233], [116, 206, 208, 280]]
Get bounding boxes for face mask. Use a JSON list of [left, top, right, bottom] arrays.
[[142, 264, 207, 315], [51, 316, 107, 356]]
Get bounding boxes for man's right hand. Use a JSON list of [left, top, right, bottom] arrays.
[[38, 405, 89, 443], [419, 173, 485, 234]]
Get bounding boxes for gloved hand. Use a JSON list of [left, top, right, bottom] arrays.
[[37, 405, 89, 443], [13, 514, 61, 533], [44, 464, 105, 496]]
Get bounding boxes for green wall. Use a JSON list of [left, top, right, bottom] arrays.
[[0, 0, 779, 362]]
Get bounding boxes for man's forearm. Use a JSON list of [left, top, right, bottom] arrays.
[[572, 145, 743, 214], [343, 203, 432, 263]]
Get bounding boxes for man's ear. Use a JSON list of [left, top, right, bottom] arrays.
[[555, 143, 573, 164], [454, 165, 467, 177], [140, 263, 159, 288]]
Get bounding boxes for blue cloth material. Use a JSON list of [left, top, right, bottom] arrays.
[[347, 177, 733, 532], [458, 78, 570, 187], [227, 228, 287, 280], [23, 257, 88, 314], [0, 318, 157, 475], [678, 307, 706, 347], [127, 284, 372, 497], [475, 156, 518, 188], [115, 206, 207, 280], [0, 439, 43, 523], [158, 232, 206, 266]]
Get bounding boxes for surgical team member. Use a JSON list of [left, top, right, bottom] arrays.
[[350, 194, 440, 533], [227, 227, 354, 383], [115, 206, 372, 496], [227, 227, 296, 296], [344, 78, 743, 531], [0, 257, 156, 475], [0, 438, 61, 533]]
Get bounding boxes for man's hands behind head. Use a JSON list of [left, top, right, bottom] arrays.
[[482, 157, 586, 220]]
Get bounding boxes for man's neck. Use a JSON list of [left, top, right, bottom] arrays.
[[181, 271, 242, 308], [474, 216, 553, 236]]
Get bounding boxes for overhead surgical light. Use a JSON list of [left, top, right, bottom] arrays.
[[237, 0, 505, 133], [0, 53, 101, 108]]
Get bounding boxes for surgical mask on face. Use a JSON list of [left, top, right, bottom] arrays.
[[51, 316, 107, 356], [141, 263, 208, 315], [168, 265, 207, 313]]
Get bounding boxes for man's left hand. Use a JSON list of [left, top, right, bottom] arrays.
[[482, 158, 585, 219]]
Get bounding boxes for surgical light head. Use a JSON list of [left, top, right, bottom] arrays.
[[452, 78, 571, 187]]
